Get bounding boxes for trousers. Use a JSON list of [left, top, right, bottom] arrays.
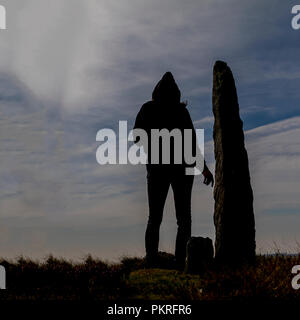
[[145, 166, 194, 265]]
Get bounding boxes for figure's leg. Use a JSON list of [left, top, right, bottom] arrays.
[[145, 170, 170, 264], [171, 172, 194, 269]]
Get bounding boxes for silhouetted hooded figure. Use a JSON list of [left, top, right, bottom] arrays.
[[152, 71, 181, 105], [133, 72, 213, 270], [134, 72, 196, 168]]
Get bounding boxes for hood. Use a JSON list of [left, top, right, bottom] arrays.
[[152, 72, 181, 104]]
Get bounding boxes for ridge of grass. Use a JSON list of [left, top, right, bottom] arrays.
[[0, 252, 299, 301]]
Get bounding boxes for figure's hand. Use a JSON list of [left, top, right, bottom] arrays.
[[202, 169, 214, 187]]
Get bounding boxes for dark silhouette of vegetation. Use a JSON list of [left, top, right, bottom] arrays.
[[0, 252, 299, 301]]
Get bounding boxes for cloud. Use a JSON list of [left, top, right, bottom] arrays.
[[1, 0, 297, 118], [246, 117, 300, 251], [1, 78, 299, 259], [246, 117, 300, 212], [0, 0, 300, 259], [194, 116, 214, 127], [190, 116, 300, 254]]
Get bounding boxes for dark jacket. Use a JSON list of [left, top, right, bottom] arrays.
[[133, 72, 203, 171]]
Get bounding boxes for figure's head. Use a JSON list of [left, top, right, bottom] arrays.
[[152, 72, 181, 104]]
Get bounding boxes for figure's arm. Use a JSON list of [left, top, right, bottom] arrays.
[[184, 109, 214, 187], [133, 104, 146, 145]]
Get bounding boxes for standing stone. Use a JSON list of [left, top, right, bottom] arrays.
[[212, 61, 256, 264]]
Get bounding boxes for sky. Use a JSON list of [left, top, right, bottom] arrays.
[[0, 0, 300, 260]]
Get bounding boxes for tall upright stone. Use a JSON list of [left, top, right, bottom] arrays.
[[212, 61, 256, 264]]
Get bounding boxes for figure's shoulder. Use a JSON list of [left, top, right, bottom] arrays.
[[139, 100, 156, 113], [141, 100, 155, 108]]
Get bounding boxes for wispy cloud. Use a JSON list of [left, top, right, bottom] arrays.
[[0, 0, 300, 258], [194, 116, 214, 127]]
